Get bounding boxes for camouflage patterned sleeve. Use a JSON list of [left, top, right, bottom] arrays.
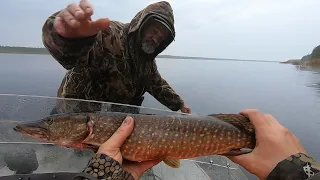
[[267, 153, 320, 180], [146, 63, 184, 111], [82, 153, 135, 180], [42, 11, 103, 70]]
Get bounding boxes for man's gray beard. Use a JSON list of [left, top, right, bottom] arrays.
[[141, 41, 156, 54]]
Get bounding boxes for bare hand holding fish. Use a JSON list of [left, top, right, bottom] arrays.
[[228, 109, 309, 180], [96, 116, 161, 180]]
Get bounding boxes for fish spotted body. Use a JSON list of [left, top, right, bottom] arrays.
[[14, 112, 256, 168]]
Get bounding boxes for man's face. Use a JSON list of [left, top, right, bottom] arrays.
[[141, 20, 170, 54]]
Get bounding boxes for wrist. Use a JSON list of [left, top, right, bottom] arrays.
[[266, 153, 319, 180], [248, 160, 278, 180], [83, 153, 134, 180]]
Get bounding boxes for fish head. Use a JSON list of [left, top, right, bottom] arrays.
[[13, 113, 90, 146]]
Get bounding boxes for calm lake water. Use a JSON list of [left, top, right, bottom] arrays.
[[0, 53, 319, 179]]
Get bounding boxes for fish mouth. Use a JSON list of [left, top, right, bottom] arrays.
[[13, 125, 22, 132], [13, 121, 49, 140]]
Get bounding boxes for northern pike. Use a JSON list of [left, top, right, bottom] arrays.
[[13, 112, 256, 168]]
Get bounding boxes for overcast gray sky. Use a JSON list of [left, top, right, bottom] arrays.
[[0, 0, 319, 61]]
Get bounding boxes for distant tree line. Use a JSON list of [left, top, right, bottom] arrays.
[[0, 45, 49, 54], [0, 45, 276, 62], [292, 44, 320, 66], [281, 44, 320, 67], [0, 45, 236, 61], [311, 45, 320, 59]]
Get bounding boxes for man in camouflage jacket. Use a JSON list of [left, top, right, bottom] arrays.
[[42, 0, 191, 114]]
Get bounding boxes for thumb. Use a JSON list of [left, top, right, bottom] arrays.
[[102, 116, 134, 148], [90, 18, 111, 31]]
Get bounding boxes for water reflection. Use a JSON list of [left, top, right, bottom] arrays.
[[295, 65, 320, 99]]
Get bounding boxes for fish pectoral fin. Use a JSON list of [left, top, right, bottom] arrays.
[[66, 143, 99, 152], [223, 148, 253, 156], [163, 157, 180, 168], [82, 143, 99, 153]]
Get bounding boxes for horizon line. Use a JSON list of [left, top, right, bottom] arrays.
[[0, 45, 281, 62]]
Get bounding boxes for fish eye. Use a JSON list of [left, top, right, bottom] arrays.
[[47, 118, 54, 125], [86, 116, 90, 123]]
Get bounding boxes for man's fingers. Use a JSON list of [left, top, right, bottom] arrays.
[[240, 109, 269, 130], [103, 116, 134, 148], [123, 159, 162, 179], [60, 9, 79, 28], [133, 159, 162, 177], [90, 18, 110, 31], [80, 0, 93, 16], [54, 17, 67, 36], [264, 114, 280, 126], [67, 3, 85, 20], [186, 107, 191, 114]]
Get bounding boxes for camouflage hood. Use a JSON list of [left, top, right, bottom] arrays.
[[126, 1, 175, 58]]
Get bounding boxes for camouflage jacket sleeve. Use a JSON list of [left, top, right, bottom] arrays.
[[146, 62, 184, 111], [267, 153, 320, 180], [42, 11, 105, 70], [82, 153, 134, 180]]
